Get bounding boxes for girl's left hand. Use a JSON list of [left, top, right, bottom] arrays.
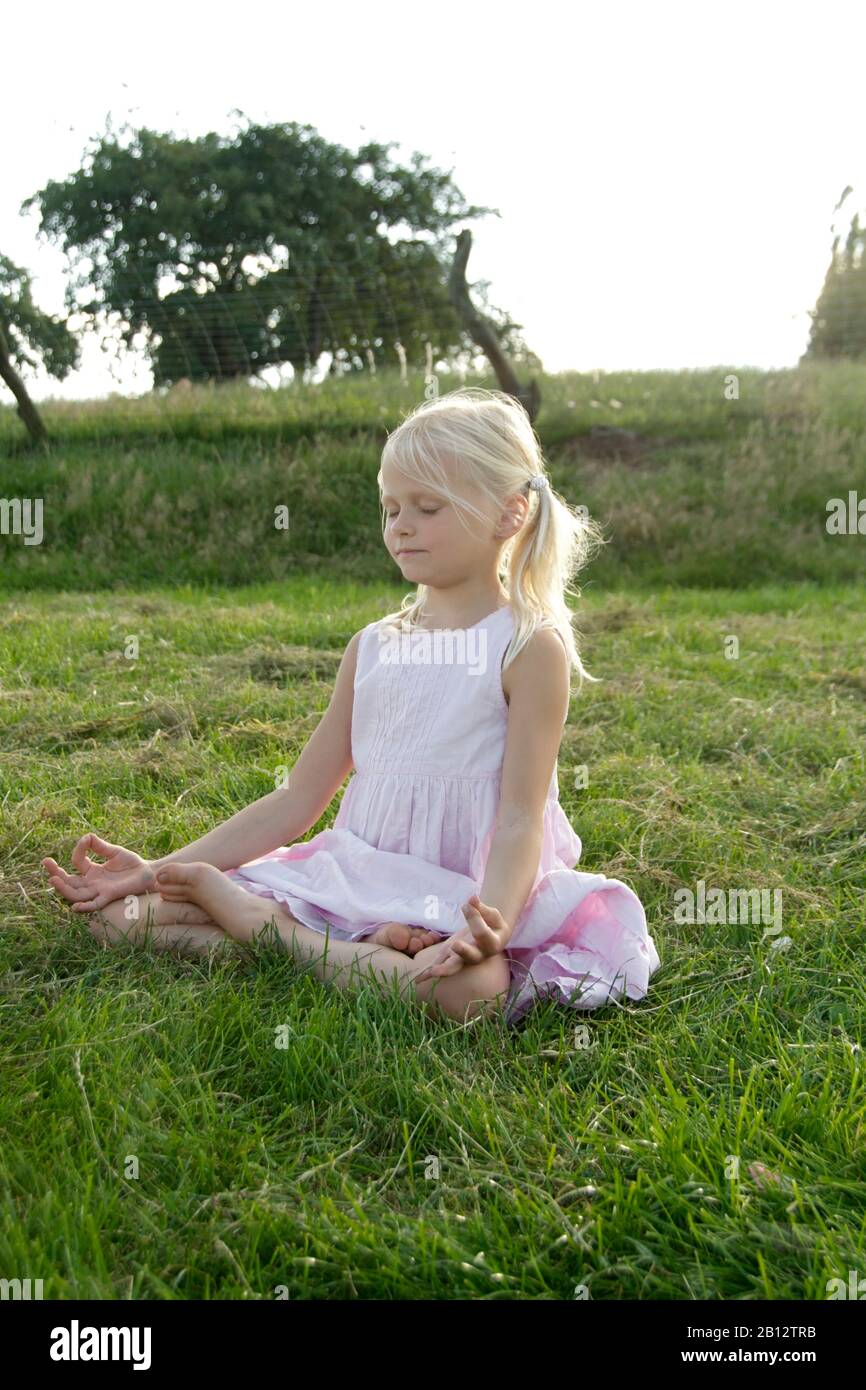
[[413, 894, 510, 983]]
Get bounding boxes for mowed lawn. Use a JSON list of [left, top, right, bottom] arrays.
[[1, 576, 864, 1298]]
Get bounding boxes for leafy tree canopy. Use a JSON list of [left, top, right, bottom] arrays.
[[22, 113, 531, 385], [803, 186, 866, 362], [0, 252, 80, 380]]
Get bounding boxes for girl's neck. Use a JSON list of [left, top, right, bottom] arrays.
[[417, 588, 509, 631]]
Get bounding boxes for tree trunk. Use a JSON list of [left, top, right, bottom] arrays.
[[447, 229, 540, 422], [307, 276, 324, 365], [0, 319, 48, 447]]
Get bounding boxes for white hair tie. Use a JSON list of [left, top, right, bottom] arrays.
[[527, 475, 548, 492]]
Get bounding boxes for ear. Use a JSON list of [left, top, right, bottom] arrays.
[[495, 491, 530, 539]]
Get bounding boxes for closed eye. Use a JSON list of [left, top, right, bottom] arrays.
[[386, 508, 439, 517]]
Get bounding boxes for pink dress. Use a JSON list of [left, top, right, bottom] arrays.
[[223, 602, 661, 1026]]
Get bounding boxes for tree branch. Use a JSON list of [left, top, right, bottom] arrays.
[[448, 229, 540, 421], [0, 320, 48, 448]]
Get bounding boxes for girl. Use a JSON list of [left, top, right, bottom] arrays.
[[42, 387, 661, 1026]]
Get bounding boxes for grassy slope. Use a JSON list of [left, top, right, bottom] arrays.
[[2, 363, 866, 591]]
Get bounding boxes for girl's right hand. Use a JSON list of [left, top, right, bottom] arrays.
[[41, 834, 158, 913]]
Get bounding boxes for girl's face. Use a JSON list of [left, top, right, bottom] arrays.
[[380, 461, 488, 581]]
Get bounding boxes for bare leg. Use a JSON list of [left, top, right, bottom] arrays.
[[90, 893, 236, 958], [153, 864, 511, 1022]]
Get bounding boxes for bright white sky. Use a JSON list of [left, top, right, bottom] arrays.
[[3, 0, 864, 401]]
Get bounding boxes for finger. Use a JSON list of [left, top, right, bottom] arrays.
[[466, 896, 506, 931], [413, 954, 441, 982], [449, 938, 484, 965], [413, 915, 486, 980], [461, 911, 500, 950], [42, 857, 74, 880], [77, 832, 122, 859], [464, 896, 504, 927], [428, 954, 467, 979], [464, 908, 498, 937], [51, 874, 94, 896], [414, 960, 444, 983], [43, 862, 84, 889], [49, 877, 94, 903], [71, 837, 101, 874], [456, 931, 487, 955], [72, 832, 124, 874], [415, 949, 465, 982]]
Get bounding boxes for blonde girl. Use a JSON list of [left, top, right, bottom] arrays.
[[43, 387, 660, 1026]]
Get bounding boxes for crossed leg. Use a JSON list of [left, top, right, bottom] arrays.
[[90, 893, 235, 955], [89, 869, 511, 1024]]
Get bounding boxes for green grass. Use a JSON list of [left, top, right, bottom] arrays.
[[2, 363, 864, 1299], [2, 363, 866, 591], [2, 577, 864, 1298]]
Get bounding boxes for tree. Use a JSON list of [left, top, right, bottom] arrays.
[[22, 113, 535, 386], [449, 229, 541, 421], [0, 254, 80, 447], [802, 185, 866, 362]]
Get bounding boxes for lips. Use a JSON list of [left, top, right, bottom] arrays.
[[398, 549, 425, 555]]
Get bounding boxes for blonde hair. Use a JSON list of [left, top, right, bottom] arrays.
[[376, 387, 606, 692]]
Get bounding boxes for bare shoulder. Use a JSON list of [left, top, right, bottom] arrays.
[[326, 625, 368, 707], [343, 624, 365, 661], [501, 624, 570, 709], [337, 624, 368, 680]]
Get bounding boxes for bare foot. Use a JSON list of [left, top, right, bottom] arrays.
[[153, 862, 258, 927], [367, 922, 446, 956], [155, 866, 447, 957], [153, 862, 320, 949]]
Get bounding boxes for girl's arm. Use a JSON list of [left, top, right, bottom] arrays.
[[471, 627, 572, 943], [414, 629, 571, 984], [144, 628, 363, 879]]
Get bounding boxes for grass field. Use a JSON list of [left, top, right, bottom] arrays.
[[1, 367, 865, 1298], [2, 363, 866, 592]]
